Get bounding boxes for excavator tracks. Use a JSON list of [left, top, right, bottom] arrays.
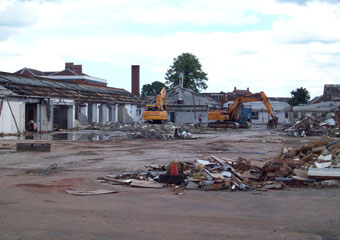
[[208, 121, 251, 129]]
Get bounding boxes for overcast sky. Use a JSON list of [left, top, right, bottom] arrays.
[[1, 0, 340, 98]]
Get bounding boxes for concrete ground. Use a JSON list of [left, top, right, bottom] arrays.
[[0, 126, 339, 240]]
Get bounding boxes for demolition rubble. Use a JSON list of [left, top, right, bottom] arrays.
[[281, 114, 338, 137], [98, 135, 340, 192], [84, 121, 205, 139]]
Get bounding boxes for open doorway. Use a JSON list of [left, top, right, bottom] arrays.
[[25, 103, 38, 131], [53, 105, 69, 130]]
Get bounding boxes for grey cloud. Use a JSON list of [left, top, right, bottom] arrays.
[[0, 2, 37, 41], [0, 2, 36, 27], [277, 0, 340, 5]]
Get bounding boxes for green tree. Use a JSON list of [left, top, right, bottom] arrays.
[[165, 53, 208, 92], [141, 81, 167, 97], [288, 87, 310, 106]]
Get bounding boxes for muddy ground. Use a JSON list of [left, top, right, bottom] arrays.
[[0, 126, 339, 240]]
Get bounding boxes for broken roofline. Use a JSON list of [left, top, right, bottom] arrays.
[[41, 75, 107, 84], [0, 72, 140, 104]]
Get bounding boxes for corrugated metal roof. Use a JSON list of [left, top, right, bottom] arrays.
[[0, 85, 17, 97], [0, 71, 139, 103]]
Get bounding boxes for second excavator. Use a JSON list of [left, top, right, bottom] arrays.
[[143, 87, 168, 123], [208, 91, 278, 129]]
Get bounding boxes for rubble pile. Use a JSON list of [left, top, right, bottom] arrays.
[[85, 121, 203, 139], [98, 136, 340, 192], [282, 115, 337, 137]]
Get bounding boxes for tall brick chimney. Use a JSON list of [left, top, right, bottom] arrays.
[[74, 65, 82, 74], [65, 62, 74, 70], [131, 65, 140, 97]]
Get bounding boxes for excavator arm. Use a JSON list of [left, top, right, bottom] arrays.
[[229, 91, 276, 120]]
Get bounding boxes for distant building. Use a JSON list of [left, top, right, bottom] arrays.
[[167, 87, 219, 124], [203, 87, 252, 104], [15, 62, 107, 87], [287, 84, 340, 121], [0, 66, 142, 135]]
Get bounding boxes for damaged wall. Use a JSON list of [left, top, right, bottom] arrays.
[[0, 99, 25, 134], [40, 100, 53, 132], [323, 85, 340, 102], [118, 104, 142, 123], [167, 87, 218, 124]]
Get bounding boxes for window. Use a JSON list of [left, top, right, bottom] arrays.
[[285, 112, 288, 119], [252, 111, 259, 120]]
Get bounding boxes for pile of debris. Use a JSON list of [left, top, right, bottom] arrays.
[[282, 115, 337, 137], [98, 136, 340, 192], [85, 121, 201, 139]]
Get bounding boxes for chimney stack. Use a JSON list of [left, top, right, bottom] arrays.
[[131, 65, 140, 97], [65, 62, 74, 71], [74, 64, 82, 74], [247, 87, 249, 91], [234, 86, 236, 91]]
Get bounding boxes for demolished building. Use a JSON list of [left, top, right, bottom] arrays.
[[167, 87, 219, 124], [289, 85, 340, 121], [0, 70, 141, 135]]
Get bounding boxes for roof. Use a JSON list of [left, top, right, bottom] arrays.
[[0, 85, 18, 97], [0, 71, 139, 104], [14, 68, 45, 76], [15, 65, 106, 86], [224, 100, 290, 112], [309, 95, 323, 104], [293, 101, 340, 112], [167, 86, 220, 106]]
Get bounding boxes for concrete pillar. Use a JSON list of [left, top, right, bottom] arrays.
[[67, 104, 74, 129], [87, 103, 93, 124], [91, 103, 98, 123], [115, 104, 119, 122], [40, 101, 53, 132], [103, 104, 108, 123], [108, 104, 113, 122], [37, 103, 41, 132], [99, 104, 104, 123]]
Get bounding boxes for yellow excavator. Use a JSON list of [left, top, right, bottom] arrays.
[[143, 87, 168, 123], [208, 91, 278, 128]]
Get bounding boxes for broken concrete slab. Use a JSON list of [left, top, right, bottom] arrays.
[[130, 180, 164, 188], [186, 181, 199, 190], [308, 168, 340, 180], [66, 189, 117, 196], [315, 162, 332, 168]]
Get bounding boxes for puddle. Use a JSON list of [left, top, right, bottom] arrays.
[[0, 130, 129, 141]]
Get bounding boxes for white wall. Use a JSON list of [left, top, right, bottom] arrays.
[[0, 99, 25, 134], [40, 102, 53, 132], [124, 104, 143, 122], [172, 111, 207, 124]]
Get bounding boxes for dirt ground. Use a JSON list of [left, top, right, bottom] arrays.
[[0, 126, 339, 240]]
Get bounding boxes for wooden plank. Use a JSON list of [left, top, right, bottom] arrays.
[[17, 143, 51, 152]]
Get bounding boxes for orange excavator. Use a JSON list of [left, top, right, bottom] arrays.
[[143, 87, 168, 123], [208, 91, 278, 128]]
